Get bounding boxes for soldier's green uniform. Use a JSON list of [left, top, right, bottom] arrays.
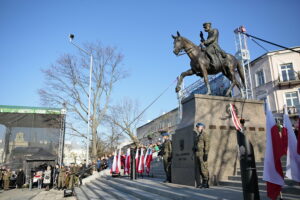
[[3, 170, 11, 190], [68, 165, 76, 189], [58, 167, 66, 189], [161, 134, 172, 183], [194, 123, 210, 188]]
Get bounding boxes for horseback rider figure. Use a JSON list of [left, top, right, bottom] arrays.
[[200, 22, 227, 67]]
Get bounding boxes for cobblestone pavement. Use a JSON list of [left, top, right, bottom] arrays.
[[0, 188, 76, 200]]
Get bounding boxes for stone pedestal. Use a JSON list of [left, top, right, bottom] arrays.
[[171, 94, 266, 186]]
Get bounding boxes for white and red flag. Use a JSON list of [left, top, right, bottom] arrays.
[[135, 148, 139, 173], [263, 106, 285, 200], [229, 103, 242, 131], [138, 148, 144, 173], [145, 148, 153, 174], [143, 147, 149, 169], [284, 106, 300, 182], [118, 149, 121, 173], [124, 148, 131, 174], [111, 150, 120, 174]]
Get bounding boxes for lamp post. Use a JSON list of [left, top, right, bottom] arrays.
[[69, 34, 93, 164]]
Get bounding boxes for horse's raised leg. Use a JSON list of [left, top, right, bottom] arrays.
[[176, 69, 195, 93]]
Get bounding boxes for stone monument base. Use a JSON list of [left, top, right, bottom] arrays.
[[171, 94, 266, 186]]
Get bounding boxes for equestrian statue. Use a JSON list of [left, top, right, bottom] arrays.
[[172, 22, 245, 97]]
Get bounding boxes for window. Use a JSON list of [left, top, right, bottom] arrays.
[[285, 91, 299, 107], [281, 63, 295, 81], [255, 70, 265, 86]]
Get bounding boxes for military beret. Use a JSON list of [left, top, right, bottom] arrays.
[[161, 132, 170, 136], [196, 122, 205, 127]]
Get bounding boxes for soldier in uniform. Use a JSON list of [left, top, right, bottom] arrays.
[[68, 163, 76, 189], [200, 22, 227, 66], [58, 166, 66, 190], [160, 132, 172, 183], [194, 122, 210, 188], [3, 168, 12, 190]]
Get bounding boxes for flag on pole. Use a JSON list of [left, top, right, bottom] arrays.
[[117, 149, 121, 173], [263, 106, 285, 200], [145, 148, 153, 174], [124, 148, 131, 174], [138, 148, 144, 173], [143, 147, 150, 169], [284, 106, 300, 182], [111, 150, 120, 174], [135, 148, 139, 173], [229, 103, 242, 131]]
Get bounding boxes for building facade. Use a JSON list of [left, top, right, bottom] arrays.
[[234, 47, 300, 121], [136, 108, 179, 145]]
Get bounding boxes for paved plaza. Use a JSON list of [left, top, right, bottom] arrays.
[[0, 188, 76, 200]]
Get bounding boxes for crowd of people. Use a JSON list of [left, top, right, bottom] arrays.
[[0, 167, 25, 190], [0, 159, 110, 192]]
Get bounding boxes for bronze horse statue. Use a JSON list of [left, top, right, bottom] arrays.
[[172, 31, 245, 97]]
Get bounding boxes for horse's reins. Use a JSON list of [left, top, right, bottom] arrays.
[[177, 47, 193, 56]]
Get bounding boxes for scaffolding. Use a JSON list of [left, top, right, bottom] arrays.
[[234, 26, 254, 99]]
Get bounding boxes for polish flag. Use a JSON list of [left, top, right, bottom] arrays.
[[143, 148, 149, 169], [135, 148, 139, 173], [117, 149, 121, 173], [111, 150, 119, 174], [263, 106, 285, 200], [145, 148, 153, 174], [138, 148, 144, 174], [124, 148, 131, 174], [284, 106, 300, 182]]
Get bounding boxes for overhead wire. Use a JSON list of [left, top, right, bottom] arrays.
[[116, 78, 177, 137]]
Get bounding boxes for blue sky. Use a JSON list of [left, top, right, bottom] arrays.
[[1, 0, 300, 126]]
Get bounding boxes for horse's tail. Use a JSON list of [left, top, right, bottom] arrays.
[[237, 61, 245, 88]]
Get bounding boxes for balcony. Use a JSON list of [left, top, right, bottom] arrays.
[[276, 71, 300, 89], [277, 106, 299, 117]]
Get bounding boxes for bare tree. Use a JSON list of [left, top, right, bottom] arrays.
[[108, 97, 143, 147], [39, 42, 127, 159]]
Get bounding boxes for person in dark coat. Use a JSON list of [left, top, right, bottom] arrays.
[[16, 169, 25, 189]]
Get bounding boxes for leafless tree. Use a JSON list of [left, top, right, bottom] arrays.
[[39, 42, 127, 159], [108, 97, 143, 147]]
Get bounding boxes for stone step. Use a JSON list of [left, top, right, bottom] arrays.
[[255, 161, 287, 167], [85, 183, 117, 199], [99, 178, 172, 200], [228, 175, 297, 186], [221, 185, 300, 200], [237, 170, 263, 176], [75, 186, 90, 200], [237, 165, 286, 172], [219, 180, 300, 196], [89, 181, 140, 200], [107, 177, 189, 200]]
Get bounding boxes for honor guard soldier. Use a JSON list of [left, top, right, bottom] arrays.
[[3, 168, 12, 190], [159, 132, 172, 183], [194, 122, 210, 188]]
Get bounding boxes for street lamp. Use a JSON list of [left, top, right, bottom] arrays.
[[69, 34, 93, 164]]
